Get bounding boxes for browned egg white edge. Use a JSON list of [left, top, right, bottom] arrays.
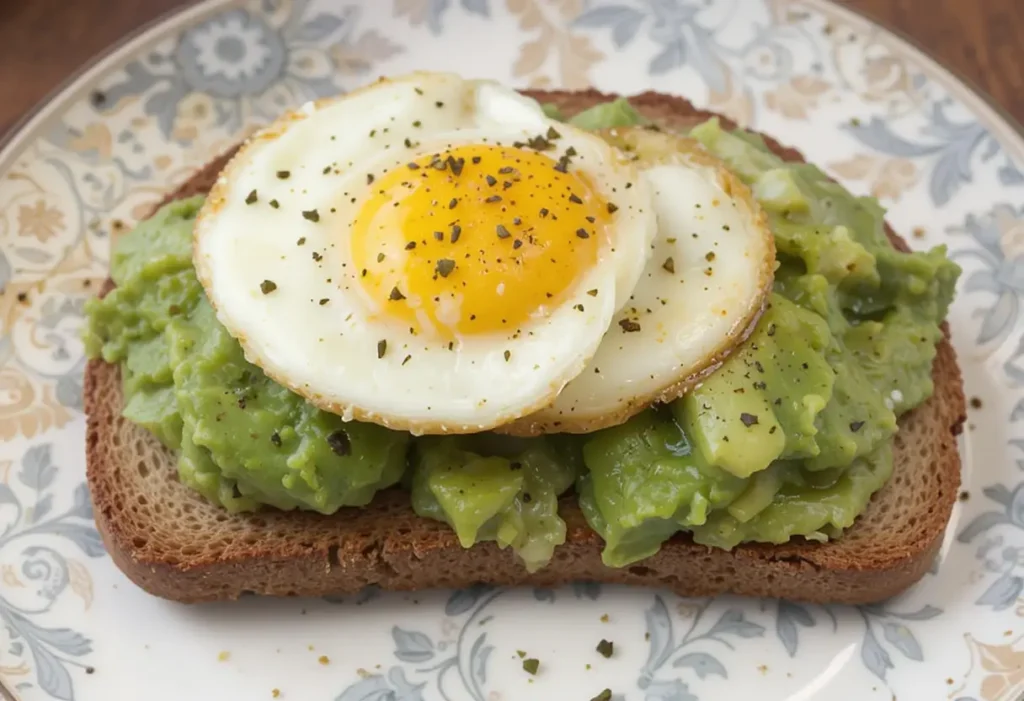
[[496, 128, 776, 437]]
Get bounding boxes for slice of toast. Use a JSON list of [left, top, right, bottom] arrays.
[[84, 90, 966, 604]]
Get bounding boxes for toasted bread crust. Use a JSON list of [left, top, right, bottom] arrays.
[[85, 90, 966, 604]]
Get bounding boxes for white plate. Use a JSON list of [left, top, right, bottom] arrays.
[[1, 1, 1022, 700]]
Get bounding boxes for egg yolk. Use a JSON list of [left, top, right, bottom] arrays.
[[350, 143, 611, 339]]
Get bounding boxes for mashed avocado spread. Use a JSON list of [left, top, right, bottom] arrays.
[[85, 100, 959, 571]]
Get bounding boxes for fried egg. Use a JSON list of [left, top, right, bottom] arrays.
[[193, 73, 657, 434], [503, 127, 775, 435]]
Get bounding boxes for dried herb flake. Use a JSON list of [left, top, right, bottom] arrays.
[[435, 259, 456, 278], [326, 429, 351, 456]]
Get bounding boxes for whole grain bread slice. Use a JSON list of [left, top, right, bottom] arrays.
[[84, 90, 966, 605]]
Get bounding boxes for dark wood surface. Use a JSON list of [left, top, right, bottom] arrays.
[[0, 0, 1021, 138]]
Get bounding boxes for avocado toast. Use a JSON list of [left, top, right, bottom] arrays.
[[84, 87, 966, 604]]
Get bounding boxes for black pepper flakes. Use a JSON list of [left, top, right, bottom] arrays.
[[297, 237, 306, 246], [587, 289, 598, 296], [576, 228, 590, 239], [269, 199, 280, 209], [376, 340, 387, 359], [270, 432, 282, 447], [740, 412, 759, 427], [568, 193, 583, 205], [496, 224, 511, 239], [607, 202, 619, 214], [590, 691, 612, 701], [450, 224, 461, 243], [245, 189, 258, 204], [849, 420, 865, 433], [327, 429, 351, 456], [485, 174, 498, 186], [302, 209, 320, 223], [522, 659, 539, 675], [389, 287, 405, 301], [366, 173, 375, 185], [504, 350, 511, 362], [319, 298, 329, 306], [539, 208, 549, 217], [407, 162, 420, 170], [619, 319, 641, 333], [449, 197, 458, 209], [405, 241, 417, 250], [546, 126, 561, 140], [662, 257, 675, 273], [260, 280, 277, 294], [596, 640, 613, 658]]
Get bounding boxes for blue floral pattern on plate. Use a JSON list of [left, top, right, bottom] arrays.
[[1, 0, 1023, 699]]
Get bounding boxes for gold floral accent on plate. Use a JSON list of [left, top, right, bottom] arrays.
[[820, 17, 924, 115], [764, 75, 833, 120], [828, 153, 919, 201], [329, 30, 403, 75], [0, 366, 74, 440], [16, 199, 66, 243], [508, 0, 603, 89], [2, 563, 25, 589], [392, 0, 434, 27], [68, 123, 114, 160], [991, 206, 1024, 261], [707, 70, 754, 129], [951, 634, 1024, 701], [67, 558, 95, 610]]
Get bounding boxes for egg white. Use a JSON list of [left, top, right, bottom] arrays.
[[193, 73, 657, 434], [503, 128, 775, 435]]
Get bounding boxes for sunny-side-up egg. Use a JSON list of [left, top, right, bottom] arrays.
[[502, 126, 775, 435], [193, 73, 657, 434]]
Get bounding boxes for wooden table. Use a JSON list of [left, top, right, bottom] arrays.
[[0, 0, 1021, 137]]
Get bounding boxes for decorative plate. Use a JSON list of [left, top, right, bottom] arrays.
[[1, 1, 1022, 700]]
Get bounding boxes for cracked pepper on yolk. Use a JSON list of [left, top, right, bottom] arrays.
[[349, 144, 611, 338]]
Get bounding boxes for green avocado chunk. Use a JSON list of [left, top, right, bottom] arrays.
[[85, 197, 410, 514], [410, 435, 580, 572]]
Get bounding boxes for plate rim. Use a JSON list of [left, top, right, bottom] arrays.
[[1, 0, 1023, 169]]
